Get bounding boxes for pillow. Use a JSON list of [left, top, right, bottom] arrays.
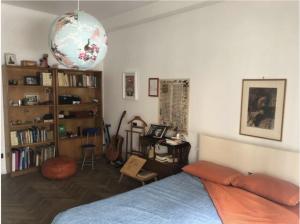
[[232, 173, 299, 206], [182, 160, 241, 185]]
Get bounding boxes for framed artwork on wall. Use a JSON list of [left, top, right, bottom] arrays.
[[148, 78, 159, 97], [239, 79, 286, 141], [122, 72, 138, 100]]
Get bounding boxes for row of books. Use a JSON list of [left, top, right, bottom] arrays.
[[155, 153, 178, 163], [40, 72, 52, 86], [10, 127, 53, 146], [58, 72, 97, 88], [11, 144, 56, 172]]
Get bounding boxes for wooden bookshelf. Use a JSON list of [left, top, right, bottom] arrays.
[[10, 122, 54, 130], [10, 167, 39, 177], [2, 65, 103, 176], [56, 68, 102, 160]]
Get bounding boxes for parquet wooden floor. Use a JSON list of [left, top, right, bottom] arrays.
[[1, 158, 140, 224]]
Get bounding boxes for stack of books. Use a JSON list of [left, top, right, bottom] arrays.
[[155, 153, 178, 163], [58, 72, 97, 88], [11, 144, 55, 172], [10, 127, 53, 146]]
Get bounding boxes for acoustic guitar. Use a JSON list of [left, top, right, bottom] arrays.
[[105, 110, 126, 162]]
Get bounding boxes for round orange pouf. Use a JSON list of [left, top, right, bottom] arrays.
[[42, 156, 77, 180]]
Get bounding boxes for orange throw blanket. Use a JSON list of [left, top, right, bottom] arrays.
[[202, 180, 299, 224]]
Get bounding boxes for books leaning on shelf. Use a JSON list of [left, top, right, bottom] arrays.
[[40, 72, 52, 86], [10, 127, 53, 146], [155, 154, 178, 163], [11, 144, 55, 172], [58, 72, 97, 88]]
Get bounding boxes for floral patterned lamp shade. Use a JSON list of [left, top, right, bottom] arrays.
[[49, 11, 107, 70]]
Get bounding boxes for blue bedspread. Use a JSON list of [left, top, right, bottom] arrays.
[[52, 172, 222, 224]]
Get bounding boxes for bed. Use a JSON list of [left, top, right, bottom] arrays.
[[52, 172, 222, 224], [52, 135, 299, 224]]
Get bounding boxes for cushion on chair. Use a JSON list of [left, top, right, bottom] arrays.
[[42, 156, 77, 180]]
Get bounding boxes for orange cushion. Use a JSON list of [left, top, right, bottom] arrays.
[[42, 156, 77, 180], [182, 161, 241, 185], [232, 173, 299, 206]]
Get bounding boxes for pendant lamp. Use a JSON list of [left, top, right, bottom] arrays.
[[49, 2, 107, 70]]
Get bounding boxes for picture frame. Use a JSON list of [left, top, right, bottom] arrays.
[[146, 124, 168, 138], [148, 78, 159, 97], [23, 94, 39, 105], [123, 72, 138, 100], [24, 76, 39, 85], [239, 79, 286, 141], [4, 53, 17, 66]]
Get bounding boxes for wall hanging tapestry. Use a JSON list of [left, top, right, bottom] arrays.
[[159, 79, 189, 134]]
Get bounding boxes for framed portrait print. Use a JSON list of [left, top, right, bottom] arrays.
[[123, 72, 138, 100], [148, 78, 159, 97], [239, 79, 286, 141]]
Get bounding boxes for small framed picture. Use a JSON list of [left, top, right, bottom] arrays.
[[123, 72, 138, 100], [240, 79, 286, 141], [24, 76, 39, 85], [23, 94, 39, 105], [148, 78, 159, 97], [146, 124, 168, 138], [4, 53, 17, 66]]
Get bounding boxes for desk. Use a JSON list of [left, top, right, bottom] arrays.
[[140, 136, 191, 178]]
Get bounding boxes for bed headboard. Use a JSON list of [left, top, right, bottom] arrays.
[[198, 135, 299, 185]]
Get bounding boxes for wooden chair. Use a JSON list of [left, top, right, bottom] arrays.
[[81, 128, 99, 170]]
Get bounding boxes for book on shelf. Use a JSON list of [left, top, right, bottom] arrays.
[[11, 144, 55, 172], [10, 127, 53, 146], [58, 72, 97, 88], [10, 131, 18, 146], [40, 72, 52, 86], [12, 152, 16, 172]]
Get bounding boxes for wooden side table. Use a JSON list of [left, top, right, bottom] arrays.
[[140, 136, 191, 178]]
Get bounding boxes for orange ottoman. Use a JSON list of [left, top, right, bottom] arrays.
[[42, 156, 77, 180]]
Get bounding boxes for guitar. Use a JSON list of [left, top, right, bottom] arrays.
[[105, 111, 126, 162]]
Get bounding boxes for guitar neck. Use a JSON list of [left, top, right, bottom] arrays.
[[115, 111, 126, 136]]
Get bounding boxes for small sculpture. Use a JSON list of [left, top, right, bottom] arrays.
[[39, 54, 49, 67]]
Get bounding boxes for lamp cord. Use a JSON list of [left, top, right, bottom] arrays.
[[77, 0, 80, 11]]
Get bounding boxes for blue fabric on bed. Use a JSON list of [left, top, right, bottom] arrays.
[[52, 172, 222, 224]]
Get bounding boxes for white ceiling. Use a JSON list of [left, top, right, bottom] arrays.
[[2, 1, 155, 20]]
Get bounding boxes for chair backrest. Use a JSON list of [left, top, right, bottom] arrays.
[[82, 128, 99, 145]]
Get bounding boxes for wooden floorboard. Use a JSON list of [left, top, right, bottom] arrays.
[[1, 158, 140, 224]]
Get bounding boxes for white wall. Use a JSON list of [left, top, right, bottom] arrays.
[[1, 4, 57, 66], [103, 1, 299, 162]]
